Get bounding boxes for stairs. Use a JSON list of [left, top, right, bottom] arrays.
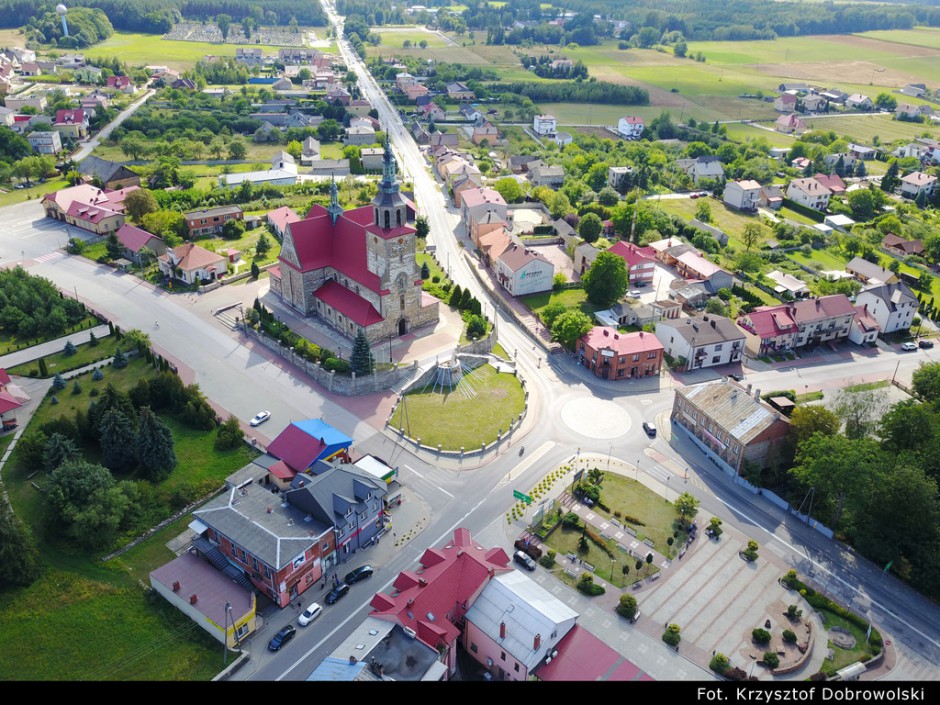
[[192, 537, 259, 595]]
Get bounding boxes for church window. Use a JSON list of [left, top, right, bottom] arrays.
[[397, 272, 406, 290], [355, 286, 360, 295], [400, 295, 405, 310], [384, 211, 390, 229], [396, 210, 402, 227]]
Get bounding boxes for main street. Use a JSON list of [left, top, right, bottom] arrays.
[[1, 3, 939, 680]]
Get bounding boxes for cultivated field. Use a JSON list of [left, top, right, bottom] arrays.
[[801, 113, 940, 144]]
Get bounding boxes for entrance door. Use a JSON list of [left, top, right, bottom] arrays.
[[398, 318, 407, 335]]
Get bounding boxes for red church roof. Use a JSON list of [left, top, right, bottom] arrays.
[[314, 280, 383, 326]]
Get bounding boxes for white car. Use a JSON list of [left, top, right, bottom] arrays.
[[901, 342, 918, 351], [249, 410, 271, 426], [628, 290, 642, 298], [298, 602, 322, 627]]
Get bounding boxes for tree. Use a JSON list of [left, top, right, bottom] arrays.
[[875, 92, 898, 110], [788, 405, 840, 447], [582, 251, 628, 307], [122, 189, 158, 222], [42, 432, 81, 472], [120, 134, 149, 161], [214, 415, 244, 451], [742, 222, 764, 252], [645, 551, 654, 576], [63, 340, 77, 356], [221, 219, 246, 240], [112, 348, 128, 369], [493, 176, 524, 203], [255, 232, 272, 259], [0, 497, 42, 588], [227, 139, 247, 160], [105, 233, 123, 260], [551, 310, 592, 350], [216, 14, 232, 41], [251, 261, 260, 279], [830, 387, 889, 439], [350, 330, 374, 376], [539, 301, 568, 329], [674, 492, 700, 525], [578, 213, 603, 243], [47, 459, 131, 550], [912, 361, 940, 403], [616, 594, 639, 619], [99, 407, 137, 472], [466, 314, 486, 339], [415, 216, 430, 239], [915, 190, 928, 210], [847, 189, 879, 221], [52, 374, 66, 391], [135, 406, 177, 481], [882, 160, 900, 193], [597, 186, 620, 207], [695, 200, 711, 223]]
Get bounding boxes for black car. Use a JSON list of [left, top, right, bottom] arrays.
[[268, 624, 296, 652], [642, 421, 657, 438], [919, 339, 934, 349], [325, 582, 350, 605], [343, 565, 374, 585]]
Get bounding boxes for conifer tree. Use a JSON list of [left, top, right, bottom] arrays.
[[136, 407, 177, 481], [350, 330, 374, 376]]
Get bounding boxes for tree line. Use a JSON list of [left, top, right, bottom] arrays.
[[25, 7, 113, 49], [0, 266, 88, 340], [493, 80, 648, 106]]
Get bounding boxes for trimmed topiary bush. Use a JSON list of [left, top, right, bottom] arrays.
[[763, 651, 780, 669], [752, 628, 771, 645], [662, 623, 681, 647], [782, 629, 797, 644]]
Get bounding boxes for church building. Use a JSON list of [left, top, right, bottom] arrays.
[[269, 142, 439, 343]]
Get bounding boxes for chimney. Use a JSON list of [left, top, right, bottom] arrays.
[[603, 329, 609, 337], [754, 388, 761, 400], [500, 622, 506, 639], [711, 319, 716, 328], [172, 581, 180, 592], [189, 594, 198, 604], [746, 383, 752, 394], [534, 634, 541, 650]]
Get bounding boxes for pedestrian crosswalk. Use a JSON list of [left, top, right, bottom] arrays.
[[33, 251, 64, 264]]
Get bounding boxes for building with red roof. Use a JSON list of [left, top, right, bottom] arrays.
[[52, 108, 88, 139], [271, 144, 438, 343], [608, 241, 657, 287], [736, 295, 856, 356], [157, 243, 227, 285], [42, 183, 139, 235], [577, 327, 664, 380], [266, 205, 301, 238], [0, 368, 28, 430], [115, 223, 166, 264]]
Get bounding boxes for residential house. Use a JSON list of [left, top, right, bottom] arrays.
[[672, 379, 791, 474], [895, 103, 932, 120], [688, 219, 728, 247], [8, 47, 35, 63], [676, 155, 725, 183], [446, 81, 475, 100], [158, 242, 228, 284], [607, 166, 633, 191], [450, 171, 485, 207], [278, 48, 324, 65], [823, 214, 855, 232], [900, 83, 927, 98], [246, 77, 292, 91], [220, 152, 298, 188], [26, 130, 61, 155], [472, 121, 499, 145], [308, 158, 352, 178], [508, 155, 540, 174], [847, 143, 877, 160], [78, 155, 141, 189], [493, 244, 554, 296], [759, 185, 784, 210], [478, 227, 513, 267], [184, 205, 244, 238], [106, 75, 136, 94], [0, 105, 13, 127], [529, 162, 565, 188], [773, 93, 798, 112], [848, 304, 880, 345], [822, 153, 857, 174], [115, 223, 166, 264], [0, 368, 28, 430], [790, 156, 812, 171], [459, 103, 481, 123], [326, 83, 352, 105], [617, 115, 644, 140], [736, 295, 857, 356], [402, 83, 429, 102], [845, 94, 873, 111], [532, 114, 557, 136], [459, 187, 507, 223], [655, 314, 745, 370], [266, 206, 301, 239], [470, 210, 508, 249], [813, 173, 846, 196], [801, 94, 828, 112], [577, 327, 663, 380], [360, 147, 385, 171], [171, 77, 197, 90], [608, 241, 657, 287], [899, 171, 937, 199], [428, 133, 459, 152], [845, 256, 899, 286], [42, 183, 137, 235], [17, 62, 40, 76], [673, 251, 733, 292], [855, 281, 918, 335], [235, 48, 265, 66], [821, 89, 848, 104], [881, 233, 923, 257], [785, 177, 831, 211], [300, 136, 321, 165], [766, 270, 810, 298], [52, 108, 88, 139], [411, 120, 430, 145], [553, 131, 573, 147], [723, 180, 762, 212], [420, 101, 445, 122], [775, 113, 807, 135], [149, 551, 257, 649], [347, 98, 372, 117], [344, 124, 376, 146]]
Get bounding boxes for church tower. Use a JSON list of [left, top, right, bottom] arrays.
[[372, 139, 409, 231], [327, 173, 343, 225]]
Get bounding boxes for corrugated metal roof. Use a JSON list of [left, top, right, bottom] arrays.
[[681, 380, 787, 445]]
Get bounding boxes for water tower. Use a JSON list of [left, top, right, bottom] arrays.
[[56, 4, 69, 37]]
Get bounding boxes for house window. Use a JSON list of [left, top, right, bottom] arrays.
[[322, 542, 330, 551], [500, 651, 506, 661], [712, 356, 721, 364], [235, 624, 249, 639], [514, 663, 520, 673], [470, 643, 478, 654], [714, 343, 723, 351], [263, 566, 270, 578], [400, 295, 405, 310], [305, 573, 313, 584], [632, 354, 640, 362], [647, 351, 657, 359], [617, 369, 624, 377], [251, 557, 258, 571]]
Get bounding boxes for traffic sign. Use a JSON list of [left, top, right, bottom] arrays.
[[513, 490, 533, 504]]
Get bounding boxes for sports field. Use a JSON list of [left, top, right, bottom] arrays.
[[84, 32, 284, 71]]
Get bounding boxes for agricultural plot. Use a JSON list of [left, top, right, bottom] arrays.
[[801, 113, 940, 144], [375, 28, 450, 48]]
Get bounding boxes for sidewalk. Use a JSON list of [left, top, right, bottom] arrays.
[[0, 323, 112, 369]]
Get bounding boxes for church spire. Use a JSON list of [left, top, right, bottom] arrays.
[[327, 173, 343, 224], [381, 136, 399, 193]]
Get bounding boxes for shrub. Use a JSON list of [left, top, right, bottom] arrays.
[[561, 511, 581, 529], [51, 374, 66, 391], [323, 357, 351, 373], [709, 653, 730, 674], [752, 628, 771, 644], [786, 604, 802, 620], [662, 624, 681, 647], [63, 340, 77, 356], [725, 667, 748, 681], [763, 651, 780, 669], [576, 573, 605, 596], [113, 348, 128, 369], [90, 389, 99, 397], [783, 570, 800, 589], [71, 381, 82, 395], [622, 514, 645, 526], [51, 395, 59, 405], [782, 629, 797, 644], [616, 594, 638, 619]]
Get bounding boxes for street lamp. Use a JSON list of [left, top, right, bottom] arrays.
[[223, 601, 232, 666], [607, 443, 613, 470], [636, 458, 640, 480]]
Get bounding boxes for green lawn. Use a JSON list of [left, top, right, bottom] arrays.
[[858, 27, 940, 51], [800, 114, 940, 145], [375, 28, 449, 48], [724, 123, 797, 149], [520, 288, 599, 318], [7, 334, 121, 378], [0, 316, 100, 356], [0, 179, 69, 209], [194, 225, 281, 268], [85, 31, 285, 71], [389, 362, 525, 449]]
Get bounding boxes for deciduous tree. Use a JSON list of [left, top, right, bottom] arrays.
[[582, 251, 628, 307]]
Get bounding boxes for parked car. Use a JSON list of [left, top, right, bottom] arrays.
[[628, 290, 642, 298], [690, 192, 700, 199], [901, 342, 918, 351], [642, 421, 657, 438], [298, 602, 323, 627], [630, 608, 642, 624], [325, 583, 350, 605], [919, 339, 934, 349], [268, 624, 296, 651], [249, 410, 271, 426], [513, 550, 537, 571], [343, 565, 374, 585]]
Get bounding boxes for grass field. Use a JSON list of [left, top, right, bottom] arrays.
[[85, 32, 284, 71], [801, 113, 940, 144], [858, 27, 940, 51], [389, 362, 525, 448], [520, 288, 600, 319], [0, 316, 100, 356], [723, 123, 797, 148], [0, 179, 69, 209], [376, 28, 449, 48], [7, 333, 120, 377]]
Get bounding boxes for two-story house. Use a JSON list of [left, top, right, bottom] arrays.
[[608, 241, 657, 287], [532, 114, 557, 136], [785, 177, 831, 211], [577, 327, 663, 380], [736, 295, 856, 356], [899, 171, 937, 199], [184, 205, 244, 238], [855, 281, 918, 335], [723, 180, 762, 212], [617, 115, 644, 140], [655, 314, 746, 371], [158, 243, 228, 284], [676, 155, 725, 184]]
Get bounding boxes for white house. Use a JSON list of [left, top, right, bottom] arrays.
[[676, 156, 725, 184], [654, 314, 745, 371], [845, 94, 873, 111], [723, 180, 762, 212], [493, 244, 554, 296], [855, 282, 918, 335], [617, 115, 644, 140], [219, 152, 298, 188], [899, 171, 937, 199], [785, 177, 831, 211], [532, 114, 557, 136]]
